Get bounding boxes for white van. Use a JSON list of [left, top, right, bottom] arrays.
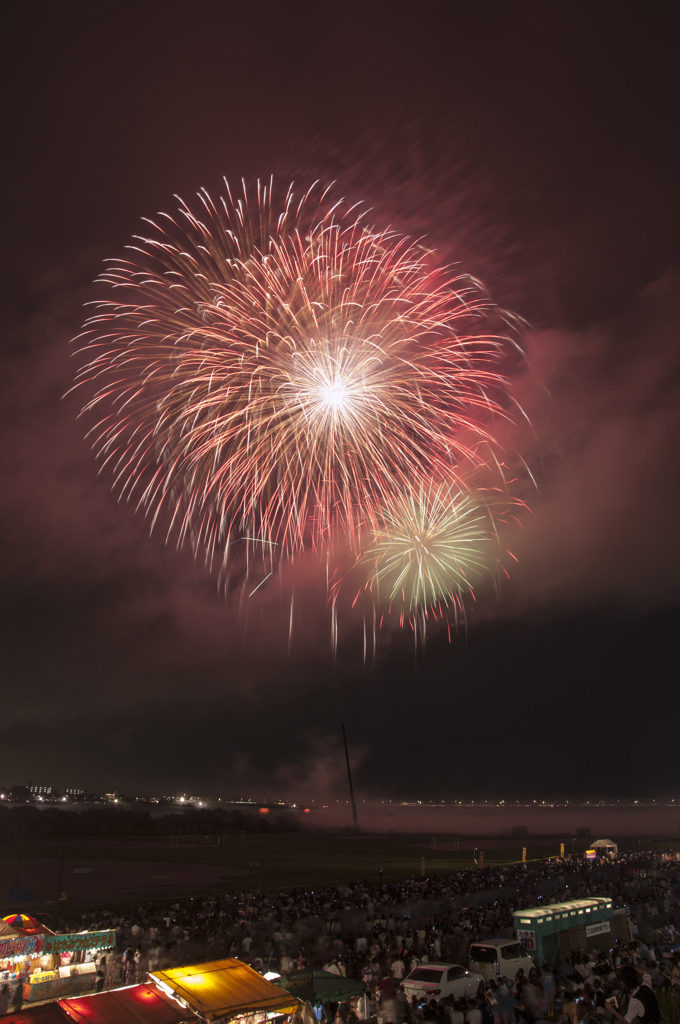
[[468, 940, 535, 982]]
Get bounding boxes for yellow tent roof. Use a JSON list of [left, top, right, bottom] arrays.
[[150, 959, 300, 1022]]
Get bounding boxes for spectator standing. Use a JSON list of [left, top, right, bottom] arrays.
[[0, 985, 10, 1015], [11, 982, 23, 1015], [96, 956, 107, 992], [608, 966, 660, 1024], [541, 964, 556, 1016], [466, 997, 483, 1024], [450, 1000, 465, 1024]]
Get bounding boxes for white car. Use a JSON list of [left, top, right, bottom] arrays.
[[401, 963, 486, 1004]]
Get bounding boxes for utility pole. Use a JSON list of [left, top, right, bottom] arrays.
[[341, 723, 360, 832]]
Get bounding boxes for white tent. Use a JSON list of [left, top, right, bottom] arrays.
[[591, 838, 618, 855]]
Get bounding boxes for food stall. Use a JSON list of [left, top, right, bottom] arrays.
[[60, 983, 198, 1024], [150, 958, 301, 1024], [17, 929, 117, 1002], [276, 970, 366, 1014], [0, 915, 54, 1004], [7, 984, 198, 1024], [6, 1004, 71, 1024]]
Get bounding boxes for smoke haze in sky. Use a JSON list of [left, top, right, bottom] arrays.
[[1, 2, 679, 799]]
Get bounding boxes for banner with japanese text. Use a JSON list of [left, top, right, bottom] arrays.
[[0, 936, 43, 959], [42, 930, 116, 954]]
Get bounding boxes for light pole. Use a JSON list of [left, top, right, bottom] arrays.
[[342, 723, 359, 832]]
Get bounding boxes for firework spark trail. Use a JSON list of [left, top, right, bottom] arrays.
[[324, 483, 521, 647], [74, 180, 522, 574], [360, 485, 496, 616]]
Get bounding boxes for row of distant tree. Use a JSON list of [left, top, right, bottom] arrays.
[[0, 805, 302, 838]]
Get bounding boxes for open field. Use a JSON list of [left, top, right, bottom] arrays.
[[1, 831, 669, 907], [0, 855, 250, 905]]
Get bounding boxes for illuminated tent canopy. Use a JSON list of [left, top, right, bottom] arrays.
[[150, 960, 300, 1021], [7, 1006, 69, 1024], [276, 970, 366, 1005], [12, 985, 198, 1024], [2, 914, 47, 933], [591, 839, 618, 855], [60, 984, 195, 1024], [1, 913, 54, 941]]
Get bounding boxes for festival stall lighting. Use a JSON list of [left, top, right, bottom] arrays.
[[60, 983, 196, 1024], [149, 959, 300, 1021], [5, 929, 118, 1003]]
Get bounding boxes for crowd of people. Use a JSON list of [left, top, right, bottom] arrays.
[[392, 955, 679, 1024], [39, 848, 679, 1014]]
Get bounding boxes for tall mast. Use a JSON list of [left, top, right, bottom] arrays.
[[341, 723, 360, 831]]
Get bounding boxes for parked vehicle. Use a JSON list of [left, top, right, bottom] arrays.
[[401, 963, 485, 1004], [468, 940, 534, 981]]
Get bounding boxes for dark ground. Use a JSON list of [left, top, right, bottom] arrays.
[[2, 832, 668, 909]]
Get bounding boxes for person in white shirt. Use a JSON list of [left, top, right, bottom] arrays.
[[466, 998, 483, 1024], [450, 1001, 465, 1024], [391, 957, 405, 981], [608, 966, 659, 1024]]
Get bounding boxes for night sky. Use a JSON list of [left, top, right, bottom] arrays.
[[2, 2, 680, 801]]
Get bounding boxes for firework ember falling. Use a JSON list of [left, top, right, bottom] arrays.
[[74, 180, 525, 630], [362, 486, 495, 614]]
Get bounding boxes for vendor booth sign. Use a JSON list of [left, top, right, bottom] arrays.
[[0, 935, 44, 959], [43, 930, 116, 954]]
